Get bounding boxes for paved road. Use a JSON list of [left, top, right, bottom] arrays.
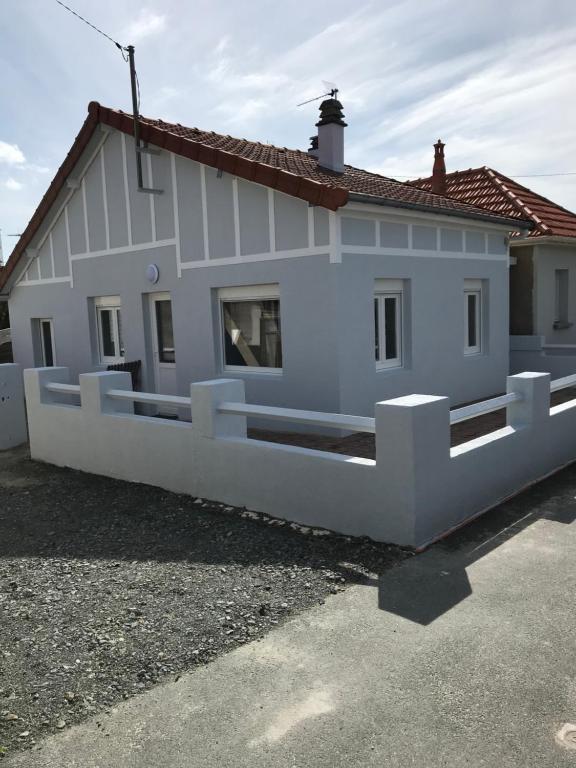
[[9, 467, 576, 767]]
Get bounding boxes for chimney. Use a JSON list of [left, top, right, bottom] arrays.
[[431, 139, 446, 195], [307, 135, 319, 159], [316, 96, 347, 174]]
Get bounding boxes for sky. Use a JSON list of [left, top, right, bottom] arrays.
[[1, 0, 575, 260]]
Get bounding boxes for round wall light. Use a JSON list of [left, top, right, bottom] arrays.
[[146, 264, 160, 284]]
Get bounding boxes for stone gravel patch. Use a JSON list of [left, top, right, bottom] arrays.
[[0, 447, 407, 758]]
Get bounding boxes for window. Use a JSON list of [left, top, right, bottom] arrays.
[[464, 280, 482, 355], [554, 269, 570, 329], [155, 299, 175, 364], [95, 296, 124, 364], [219, 285, 282, 372], [374, 280, 403, 369], [39, 319, 55, 366]]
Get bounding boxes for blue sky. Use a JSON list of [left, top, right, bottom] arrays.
[[1, 0, 575, 259]]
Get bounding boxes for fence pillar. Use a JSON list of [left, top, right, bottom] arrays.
[[375, 394, 451, 544], [79, 371, 134, 416], [191, 379, 247, 438], [0, 363, 28, 449], [506, 372, 550, 428], [24, 366, 71, 407]]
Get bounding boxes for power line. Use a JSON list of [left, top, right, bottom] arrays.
[[394, 172, 576, 180], [54, 0, 126, 53]]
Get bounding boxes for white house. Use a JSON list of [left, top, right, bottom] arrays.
[[0, 99, 528, 417]]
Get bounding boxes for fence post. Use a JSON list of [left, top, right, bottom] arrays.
[[24, 366, 71, 406], [190, 379, 247, 438], [0, 363, 28, 449], [506, 371, 550, 428], [79, 371, 134, 416], [375, 394, 451, 546]]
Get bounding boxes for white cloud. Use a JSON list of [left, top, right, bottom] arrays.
[[0, 141, 25, 165], [125, 9, 166, 42], [215, 35, 230, 55], [5, 178, 23, 191]]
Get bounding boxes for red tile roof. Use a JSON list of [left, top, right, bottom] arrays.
[[410, 167, 576, 239], [0, 103, 528, 293]]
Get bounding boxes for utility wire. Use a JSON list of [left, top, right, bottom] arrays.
[[54, 0, 126, 52], [394, 172, 576, 179]]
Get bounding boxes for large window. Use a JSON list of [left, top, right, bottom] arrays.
[[219, 285, 282, 372], [464, 280, 482, 355], [95, 296, 124, 364], [375, 280, 403, 369]]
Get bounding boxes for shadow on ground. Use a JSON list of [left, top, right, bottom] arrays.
[[376, 462, 576, 624]]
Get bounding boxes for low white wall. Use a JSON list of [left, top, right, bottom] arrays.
[[0, 364, 28, 450], [23, 368, 576, 548]]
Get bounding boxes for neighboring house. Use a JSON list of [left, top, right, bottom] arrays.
[[0, 100, 527, 416], [411, 143, 576, 347]]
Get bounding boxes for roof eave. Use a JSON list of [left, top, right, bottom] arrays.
[[512, 234, 576, 247], [347, 192, 532, 231]]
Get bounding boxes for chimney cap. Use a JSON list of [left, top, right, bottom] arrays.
[[316, 97, 347, 128]]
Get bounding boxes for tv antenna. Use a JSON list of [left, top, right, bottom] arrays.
[[53, 1, 161, 195], [297, 81, 339, 107]]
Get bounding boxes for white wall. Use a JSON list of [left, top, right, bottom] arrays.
[[24, 367, 576, 548], [533, 243, 576, 345], [0, 364, 27, 449]]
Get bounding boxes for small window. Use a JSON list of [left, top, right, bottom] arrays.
[[374, 284, 402, 369], [39, 319, 55, 367], [464, 280, 482, 355], [554, 269, 569, 328], [219, 285, 282, 372], [95, 296, 124, 364], [155, 299, 175, 364]]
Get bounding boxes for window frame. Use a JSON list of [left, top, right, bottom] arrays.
[[218, 284, 283, 375], [38, 318, 56, 367], [94, 296, 125, 365], [374, 279, 403, 371], [554, 268, 570, 329], [152, 293, 176, 367], [464, 279, 482, 356]]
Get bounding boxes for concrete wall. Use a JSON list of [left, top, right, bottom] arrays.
[[24, 368, 576, 548], [510, 334, 576, 379], [0, 364, 27, 449], [509, 245, 534, 335], [8, 126, 513, 415], [531, 243, 576, 345]]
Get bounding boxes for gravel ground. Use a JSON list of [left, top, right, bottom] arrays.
[[0, 447, 407, 759]]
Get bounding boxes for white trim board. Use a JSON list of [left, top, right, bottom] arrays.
[[341, 246, 508, 261], [17, 277, 72, 288], [342, 201, 522, 233], [69, 238, 176, 262], [180, 246, 330, 270]]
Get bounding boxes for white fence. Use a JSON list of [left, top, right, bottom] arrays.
[[0, 328, 10, 347], [22, 366, 576, 548], [0, 364, 28, 450]]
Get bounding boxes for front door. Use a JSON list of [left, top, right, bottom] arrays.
[[150, 293, 178, 414]]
